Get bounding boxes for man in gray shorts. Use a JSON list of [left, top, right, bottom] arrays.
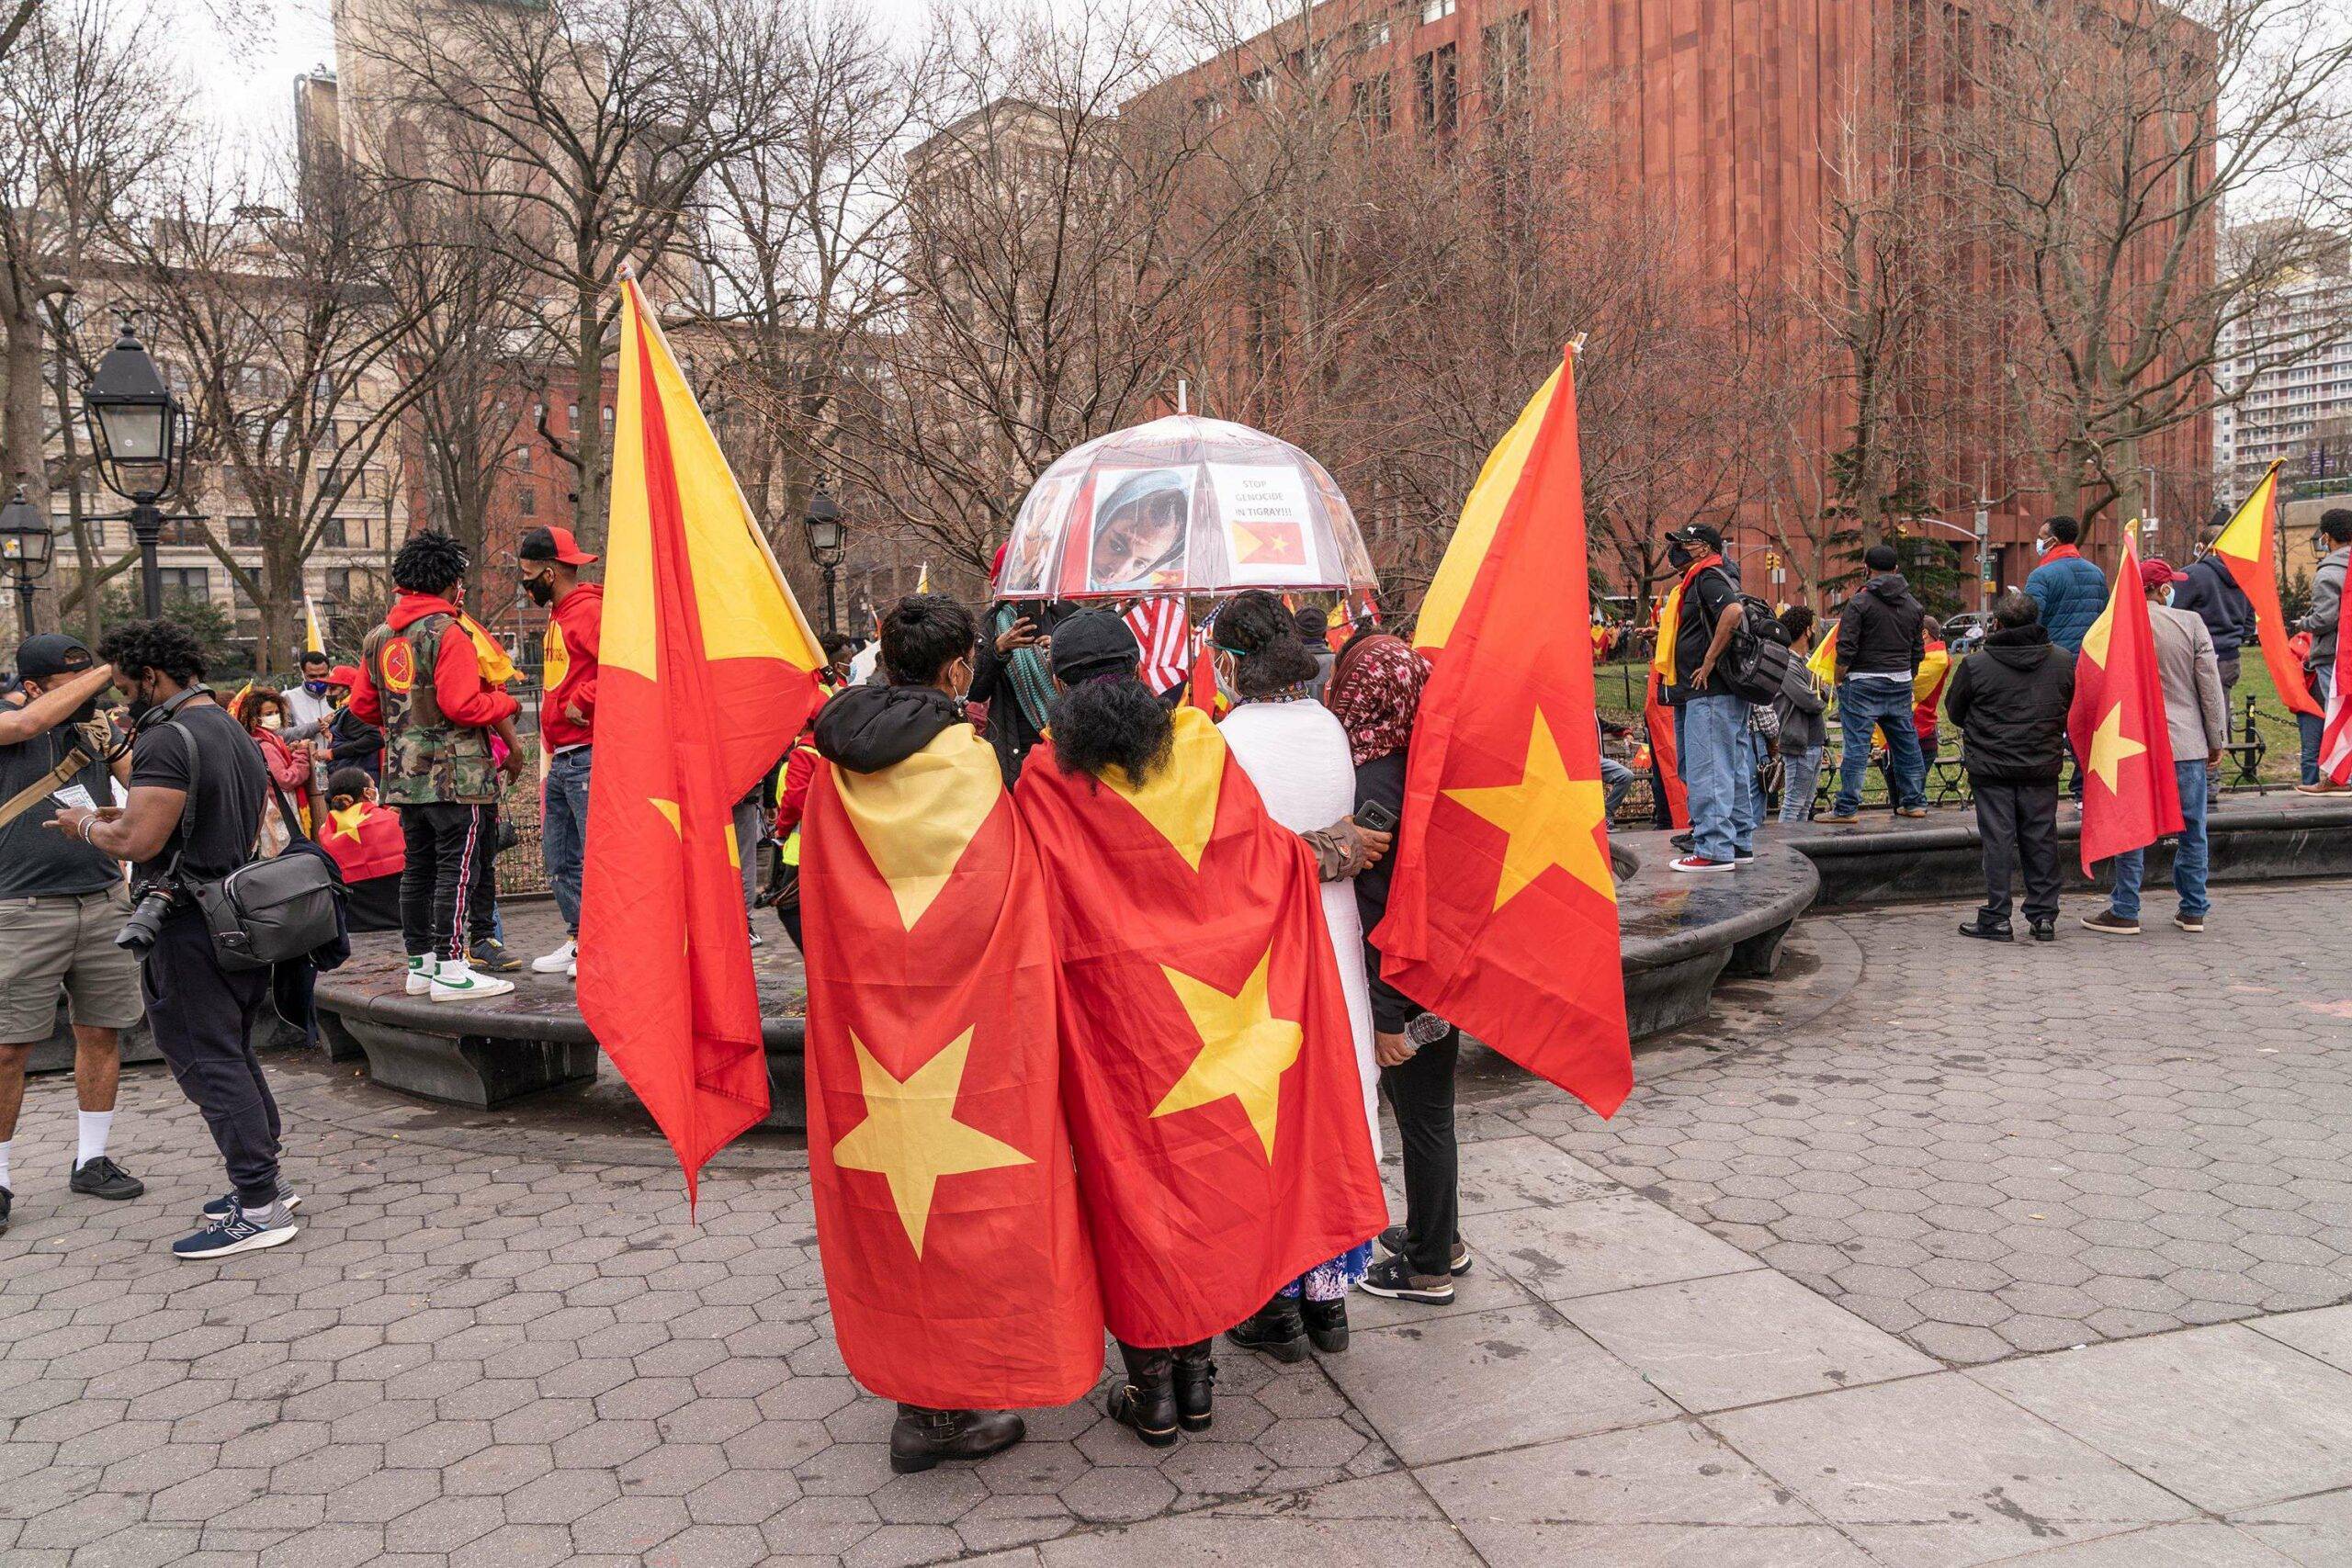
[[0, 634, 146, 1235]]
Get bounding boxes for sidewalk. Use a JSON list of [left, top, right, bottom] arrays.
[[2, 884, 2349, 1565]]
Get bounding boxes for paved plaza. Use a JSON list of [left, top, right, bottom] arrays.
[[4, 881, 2352, 1566]]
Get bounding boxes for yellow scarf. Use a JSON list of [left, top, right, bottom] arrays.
[[1650, 555, 1723, 689], [460, 615, 518, 685]]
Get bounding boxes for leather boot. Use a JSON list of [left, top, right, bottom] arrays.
[[1301, 1294, 1349, 1353], [1108, 1341, 1179, 1447], [1171, 1339, 1216, 1432], [888, 1404, 1024, 1474], [1227, 1292, 1308, 1362]]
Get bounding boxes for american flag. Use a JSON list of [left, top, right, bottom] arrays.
[[2324, 573, 2352, 784], [1124, 597, 1190, 695]]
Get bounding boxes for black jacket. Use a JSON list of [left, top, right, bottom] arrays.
[[1944, 625, 2076, 782], [813, 683, 965, 774], [1351, 751, 1419, 1034], [324, 706, 383, 776], [2173, 556, 2256, 661], [1836, 572, 1928, 678]]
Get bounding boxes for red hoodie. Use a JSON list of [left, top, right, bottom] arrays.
[[349, 593, 522, 731], [540, 582, 603, 750]]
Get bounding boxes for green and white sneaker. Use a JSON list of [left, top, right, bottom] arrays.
[[403, 954, 435, 996], [430, 962, 515, 1003]]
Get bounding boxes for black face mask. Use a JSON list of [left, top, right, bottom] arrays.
[[522, 574, 555, 607], [1667, 543, 1693, 570]]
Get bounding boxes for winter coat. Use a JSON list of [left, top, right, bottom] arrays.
[[2301, 545, 2348, 670], [812, 683, 964, 774], [2025, 547, 2109, 653], [1943, 624, 2076, 783], [1835, 573, 1928, 678], [2173, 555, 2256, 663]]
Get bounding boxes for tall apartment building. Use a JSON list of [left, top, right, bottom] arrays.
[[2215, 243, 2352, 501]]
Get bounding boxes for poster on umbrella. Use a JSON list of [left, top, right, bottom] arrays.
[[1085, 467, 1194, 593], [1001, 471, 1078, 597], [1208, 463, 1323, 586]]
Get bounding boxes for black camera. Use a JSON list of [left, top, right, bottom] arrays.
[[116, 881, 177, 956]]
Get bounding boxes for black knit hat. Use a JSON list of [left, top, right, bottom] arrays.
[[1048, 611, 1140, 684]]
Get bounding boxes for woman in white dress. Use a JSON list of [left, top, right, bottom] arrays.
[[1209, 592, 1387, 1359]]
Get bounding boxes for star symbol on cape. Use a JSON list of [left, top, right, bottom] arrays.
[[1442, 708, 1616, 911], [2086, 702, 2146, 795], [1150, 947, 1303, 1162], [831, 1029, 1031, 1258]]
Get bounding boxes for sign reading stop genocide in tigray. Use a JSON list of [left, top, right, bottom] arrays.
[[1209, 463, 1323, 585]]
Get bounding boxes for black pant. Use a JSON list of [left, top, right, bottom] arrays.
[[469, 804, 502, 947], [399, 802, 491, 962], [1378, 1026, 1461, 1278], [142, 911, 280, 1207], [1974, 778, 2061, 924]]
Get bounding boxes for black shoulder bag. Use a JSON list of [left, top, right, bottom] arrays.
[[158, 717, 345, 973]]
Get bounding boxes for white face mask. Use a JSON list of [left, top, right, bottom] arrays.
[[2034, 537, 2052, 557], [2160, 586, 2176, 608]]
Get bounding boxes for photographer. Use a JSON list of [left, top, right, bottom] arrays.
[[0, 635, 144, 1236], [45, 620, 300, 1260]]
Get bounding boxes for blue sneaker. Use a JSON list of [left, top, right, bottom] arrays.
[[199, 1186, 300, 1222], [173, 1204, 299, 1259]]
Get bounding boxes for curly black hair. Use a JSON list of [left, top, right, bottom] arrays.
[[881, 593, 977, 687], [1052, 673, 1174, 786], [391, 528, 470, 594], [96, 619, 205, 684], [1216, 589, 1319, 699]]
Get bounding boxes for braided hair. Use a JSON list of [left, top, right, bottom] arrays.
[[391, 529, 470, 595]]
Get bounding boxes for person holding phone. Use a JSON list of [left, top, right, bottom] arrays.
[[0, 634, 145, 1235], [1324, 631, 1468, 1307]]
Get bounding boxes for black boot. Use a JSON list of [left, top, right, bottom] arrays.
[[1300, 1294, 1349, 1353], [1227, 1292, 1308, 1362], [888, 1405, 1024, 1474], [1957, 916, 2014, 942], [1171, 1339, 1216, 1432], [1107, 1342, 1179, 1447], [2029, 919, 2057, 942]]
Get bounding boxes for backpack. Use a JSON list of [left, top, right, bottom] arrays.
[[1717, 596, 1792, 705]]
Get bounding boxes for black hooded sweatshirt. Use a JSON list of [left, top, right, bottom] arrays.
[[1943, 624, 2077, 782], [1836, 572, 1928, 678], [812, 684, 965, 775]]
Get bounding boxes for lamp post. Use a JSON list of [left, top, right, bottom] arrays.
[[802, 481, 847, 637], [0, 486, 53, 637], [82, 321, 194, 620]]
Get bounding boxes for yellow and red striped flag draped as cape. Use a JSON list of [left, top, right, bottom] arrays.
[[1378, 348, 1633, 1116], [579, 278, 827, 1199], [2209, 461, 2320, 717]]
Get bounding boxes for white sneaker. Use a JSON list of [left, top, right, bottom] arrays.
[[566, 957, 577, 980], [749, 931, 765, 949], [431, 964, 515, 1002], [403, 956, 435, 996], [532, 939, 577, 975]]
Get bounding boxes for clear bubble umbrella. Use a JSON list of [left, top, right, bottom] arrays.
[[991, 415, 1379, 602]]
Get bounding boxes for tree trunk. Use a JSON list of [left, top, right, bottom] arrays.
[[0, 284, 57, 634], [571, 286, 609, 551]]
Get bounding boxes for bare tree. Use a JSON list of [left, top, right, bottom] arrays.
[[113, 146, 445, 671], [1946, 0, 2352, 536], [345, 0, 795, 549]]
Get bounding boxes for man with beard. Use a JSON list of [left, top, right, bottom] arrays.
[[517, 525, 603, 980], [0, 635, 145, 1234]]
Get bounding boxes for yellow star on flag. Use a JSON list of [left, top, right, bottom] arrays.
[[831, 1029, 1031, 1258], [2086, 702, 2145, 795], [1442, 708, 1616, 911], [1150, 948, 1303, 1161]]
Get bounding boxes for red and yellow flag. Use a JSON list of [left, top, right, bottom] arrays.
[[2209, 461, 2320, 717], [2067, 536, 2182, 874], [1383, 349, 1631, 1116], [1018, 706, 1385, 1348], [799, 712, 1102, 1406], [578, 277, 826, 1198], [1642, 674, 1689, 829]]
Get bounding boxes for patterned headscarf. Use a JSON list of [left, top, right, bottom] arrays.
[[1325, 634, 1429, 766]]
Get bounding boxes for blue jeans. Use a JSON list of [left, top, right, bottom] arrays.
[[1779, 743, 1824, 822], [2110, 760, 2210, 920], [1675, 694, 1757, 862], [542, 746, 592, 934], [1833, 679, 1927, 814], [1600, 755, 1636, 819], [2301, 667, 2331, 785]]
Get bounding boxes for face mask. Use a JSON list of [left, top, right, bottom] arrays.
[[304, 679, 328, 694], [2034, 538, 2051, 557], [2161, 587, 2176, 607], [121, 684, 155, 724], [1667, 543, 1692, 570], [522, 575, 555, 607], [260, 714, 283, 731]]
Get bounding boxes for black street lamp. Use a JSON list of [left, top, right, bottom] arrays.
[[0, 486, 53, 637], [802, 481, 847, 637], [83, 321, 196, 620]]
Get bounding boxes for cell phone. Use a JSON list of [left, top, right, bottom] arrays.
[[1354, 798, 1398, 834]]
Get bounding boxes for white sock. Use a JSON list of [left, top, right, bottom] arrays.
[[76, 1111, 112, 1168], [0, 1139, 11, 1189]]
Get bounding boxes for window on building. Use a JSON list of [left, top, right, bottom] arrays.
[[520, 486, 537, 517], [320, 516, 348, 548], [1362, 17, 1392, 48], [160, 516, 209, 546], [1420, 0, 1453, 23], [1243, 68, 1273, 103], [1351, 73, 1394, 132], [157, 568, 209, 602], [516, 445, 533, 473], [226, 515, 261, 546], [568, 402, 580, 426], [1484, 12, 1532, 105], [1415, 43, 1458, 131], [603, 405, 614, 433]]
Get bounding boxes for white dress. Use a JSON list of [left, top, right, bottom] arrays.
[[1218, 699, 1381, 1162]]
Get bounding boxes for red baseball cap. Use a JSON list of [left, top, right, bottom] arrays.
[[2138, 557, 2188, 590], [519, 525, 598, 567], [327, 664, 363, 687]]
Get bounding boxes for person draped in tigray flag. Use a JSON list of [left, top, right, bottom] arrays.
[[347, 531, 527, 1003]]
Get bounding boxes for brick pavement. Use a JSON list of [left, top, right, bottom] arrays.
[[1, 881, 2350, 1565]]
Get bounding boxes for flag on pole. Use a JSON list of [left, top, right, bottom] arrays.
[[916, 561, 931, 595], [1381, 347, 1632, 1116], [303, 595, 326, 656], [578, 276, 827, 1200], [1124, 598, 1189, 695], [2066, 536, 2182, 874], [2321, 558, 2352, 784], [2207, 461, 2320, 717]]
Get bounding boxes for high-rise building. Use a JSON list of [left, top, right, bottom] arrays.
[[2215, 235, 2352, 500]]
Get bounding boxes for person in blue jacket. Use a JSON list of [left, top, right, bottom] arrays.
[[2024, 515, 2109, 800]]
